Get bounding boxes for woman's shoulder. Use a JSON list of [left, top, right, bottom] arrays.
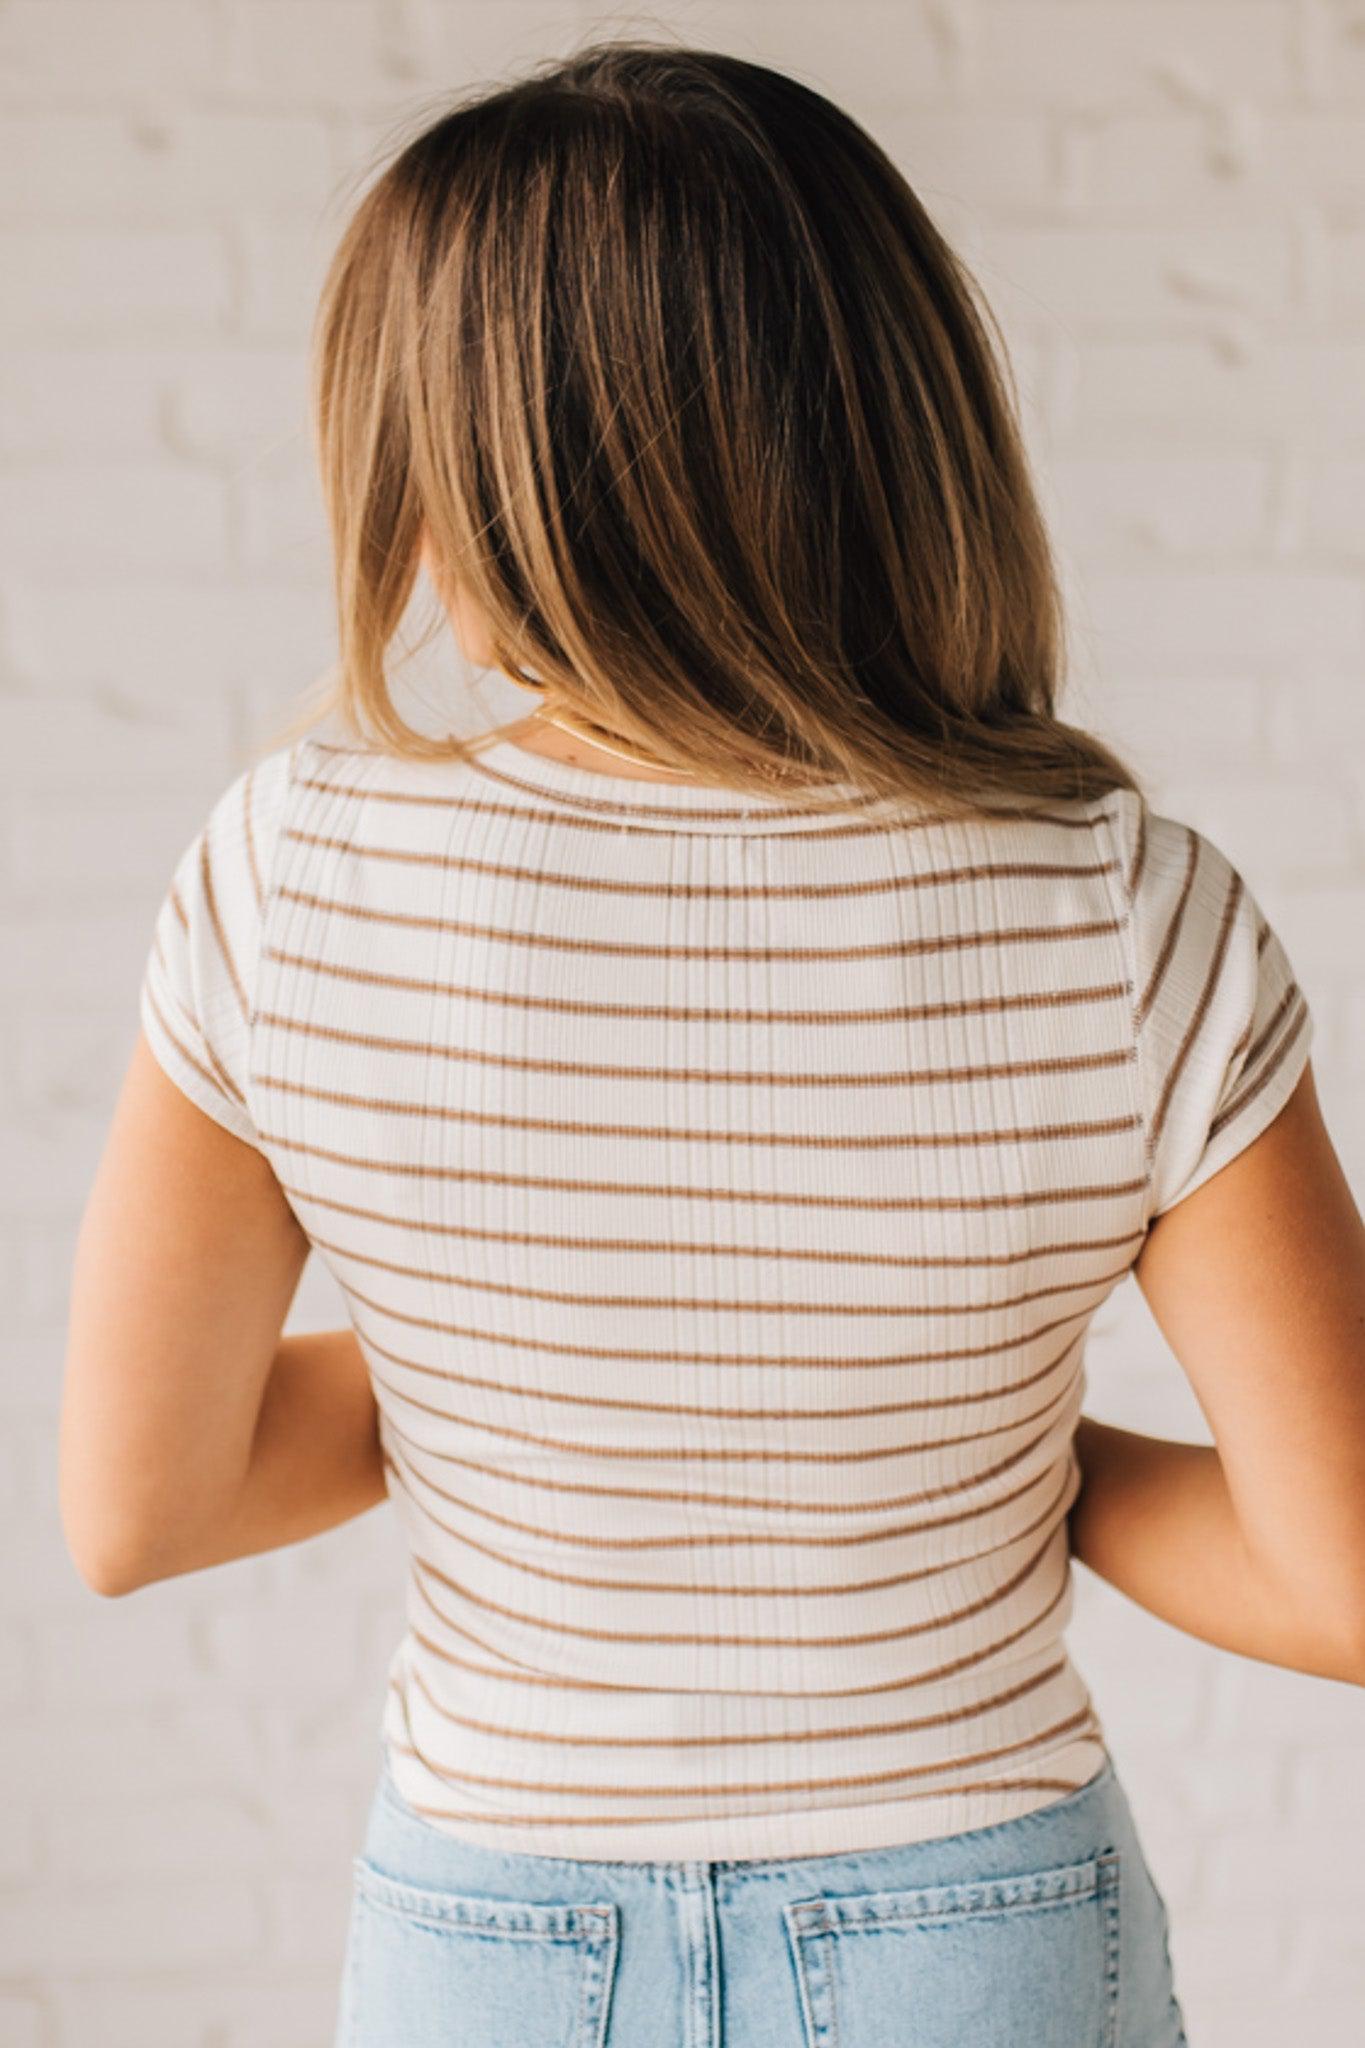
[[1091, 787, 1315, 1224]]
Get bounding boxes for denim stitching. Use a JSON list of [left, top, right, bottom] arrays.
[[784, 1841, 1123, 2048], [583, 1906, 620, 2048], [578, 1918, 594, 2048], [341, 1869, 366, 2047], [710, 1757, 1117, 1890], [353, 1853, 617, 1941], [1098, 1847, 1122, 2048], [787, 1918, 841, 2048], [784, 1851, 1111, 1936]]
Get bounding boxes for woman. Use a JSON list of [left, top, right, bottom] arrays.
[[60, 40, 1364, 2048]]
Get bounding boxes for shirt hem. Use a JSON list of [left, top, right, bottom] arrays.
[[376, 1733, 1112, 1865]]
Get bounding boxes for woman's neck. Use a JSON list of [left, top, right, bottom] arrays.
[[497, 710, 706, 785]]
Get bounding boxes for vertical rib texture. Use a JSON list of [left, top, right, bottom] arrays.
[[138, 731, 1313, 1859]]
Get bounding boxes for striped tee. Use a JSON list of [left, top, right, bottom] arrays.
[[139, 727, 1314, 1861]]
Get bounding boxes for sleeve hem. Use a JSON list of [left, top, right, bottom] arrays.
[[139, 976, 262, 1150], [1146, 995, 1313, 1222]]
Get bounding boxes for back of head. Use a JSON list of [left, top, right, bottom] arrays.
[[292, 38, 1144, 818]]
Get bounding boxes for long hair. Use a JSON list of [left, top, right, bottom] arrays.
[[271, 39, 1145, 817]]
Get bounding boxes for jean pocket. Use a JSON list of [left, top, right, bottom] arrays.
[[782, 1847, 1121, 2048], [337, 1856, 620, 2048]]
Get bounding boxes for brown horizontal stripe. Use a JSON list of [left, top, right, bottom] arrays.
[[283, 821, 1120, 904], [447, 749, 894, 827], [408, 1520, 1061, 1652], [391, 1650, 1071, 1748], [305, 1217, 1133, 1318], [252, 1116, 1147, 1211], [356, 1311, 1082, 1425], [152, 733, 1143, 1853], [406, 1547, 1074, 1697], [143, 973, 247, 1113], [384, 1443, 1075, 1599], [1223, 1011, 1255, 1077], [154, 899, 249, 1108], [1134, 819, 1197, 1033], [273, 880, 1123, 963], [264, 939, 1130, 1028], [385, 1430, 1061, 1554], [1208, 990, 1309, 1141], [379, 1397, 1066, 1516], [382, 1703, 1096, 1802], [149, 930, 220, 1060], [339, 1265, 1100, 1374], [241, 760, 264, 914], [169, 877, 190, 935], [1237, 975, 1299, 1081], [386, 1699, 1099, 1801], [294, 765, 883, 823], [198, 820, 248, 1025], [298, 752, 1114, 836], [382, 1765, 1102, 1828], [407, 1554, 1077, 1709], [369, 1357, 1077, 1467], [253, 1073, 1146, 1155], [299, 754, 897, 831], [252, 1005, 1136, 1095], [280, 1175, 1144, 1273], [1127, 797, 1148, 902], [1149, 858, 1244, 1159], [382, 1695, 1096, 1810]]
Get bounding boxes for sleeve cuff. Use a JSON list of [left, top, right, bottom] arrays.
[[1147, 994, 1313, 1221], [139, 973, 261, 1149]]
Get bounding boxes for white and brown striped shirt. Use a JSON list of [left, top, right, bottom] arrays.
[[139, 729, 1314, 1860]]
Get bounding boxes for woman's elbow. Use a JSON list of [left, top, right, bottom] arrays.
[[61, 1514, 150, 1599], [58, 1436, 160, 1599]]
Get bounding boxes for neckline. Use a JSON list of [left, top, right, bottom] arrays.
[[469, 733, 894, 834]]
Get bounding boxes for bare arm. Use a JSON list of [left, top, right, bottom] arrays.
[[1068, 1060, 1365, 1685], [115, 1329, 387, 1593], [1067, 1415, 1362, 1684], [62, 1037, 384, 1597]]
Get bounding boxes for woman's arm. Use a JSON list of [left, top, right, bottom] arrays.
[[113, 1329, 386, 1592], [1067, 1414, 1364, 1685], [62, 1041, 318, 1597], [1087, 1061, 1365, 1687]]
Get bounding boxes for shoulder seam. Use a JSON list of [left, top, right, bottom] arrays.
[[242, 740, 304, 1132], [1090, 790, 1151, 1227]]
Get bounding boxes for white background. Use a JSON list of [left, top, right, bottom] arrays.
[[4, 3, 1364, 2042]]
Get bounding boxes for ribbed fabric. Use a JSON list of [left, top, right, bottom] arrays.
[[140, 729, 1314, 1861]]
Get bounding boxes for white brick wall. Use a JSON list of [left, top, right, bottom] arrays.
[[6, 4, 1363, 2042]]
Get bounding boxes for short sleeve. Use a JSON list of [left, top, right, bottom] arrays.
[[138, 745, 296, 1149], [1125, 803, 1315, 1224]]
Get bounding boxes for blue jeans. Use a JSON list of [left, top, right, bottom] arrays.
[[334, 1748, 1188, 2045]]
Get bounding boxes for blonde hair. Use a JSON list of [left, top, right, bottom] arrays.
[[268, 38, 1145, 819]]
